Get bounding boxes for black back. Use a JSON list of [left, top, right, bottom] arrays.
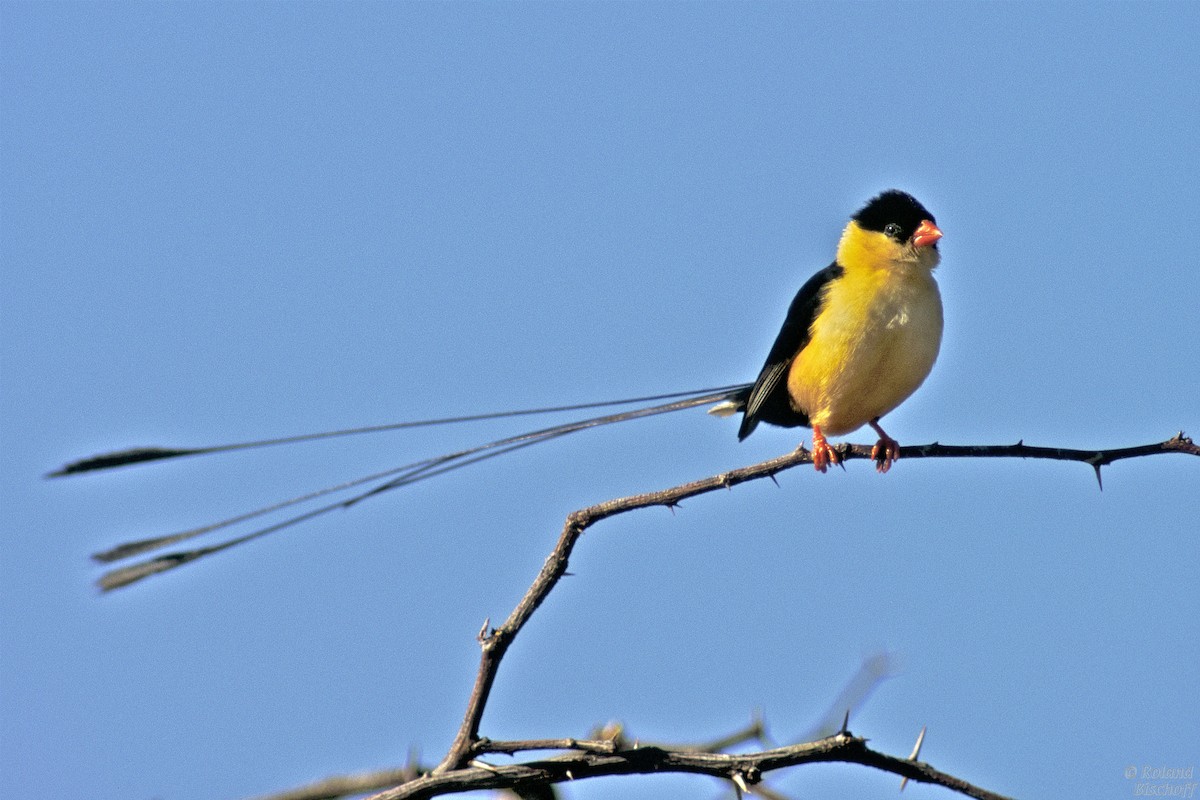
[[737, 263, 843, 439]]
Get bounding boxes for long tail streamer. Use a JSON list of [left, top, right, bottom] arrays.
[[52, 384, 750, 591]]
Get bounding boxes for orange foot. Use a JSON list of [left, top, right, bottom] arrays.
[[810, 425, 841, 473], [869, 419, 900, 474]]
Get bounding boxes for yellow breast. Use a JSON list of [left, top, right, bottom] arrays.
[[786, 251, 943, 436]]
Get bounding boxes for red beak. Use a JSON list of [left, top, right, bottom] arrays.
[[912, 219, 943, 248]]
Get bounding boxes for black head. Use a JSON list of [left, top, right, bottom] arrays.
[[852, 190, 936, 243]]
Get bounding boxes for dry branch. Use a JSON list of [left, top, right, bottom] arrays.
[[244, 433, 1195, 800], [245, 719, 769, 800], [245, 767, 421, 800], [436, 433, 1197, 776], [372, 732, 1012, 800]]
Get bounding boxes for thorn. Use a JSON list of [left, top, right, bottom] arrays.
[[1093, 464, 1104, 491], [563, 571, 575, 578], [468, 759, 500, 773], [839, 708, 850, 735], [900, 725, 927, 792], [732, 771, 750, 796], [477, 617, 491, 643], [906, 725, 927, 760], [768, 473, 780, 488], [566, 770, 575, 780]]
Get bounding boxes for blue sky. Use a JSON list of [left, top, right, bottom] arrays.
[[3, 3, 1198, 799]]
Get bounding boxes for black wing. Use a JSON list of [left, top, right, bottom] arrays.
[[737, 262, 843, 440]]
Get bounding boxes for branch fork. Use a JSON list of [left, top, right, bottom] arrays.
[[256, 434, 1196, 800]]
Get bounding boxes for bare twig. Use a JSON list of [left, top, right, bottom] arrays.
[[238, 434, 1194, 800], [245, 766, 421, 800], [472, 715, 772, 759], [247, 716, 768, 800], [569, 434, 1199, 522], [474, 737, 619, 756], [435, 434, 1196, 773], [679, 714, 771, 753], [244, 718, 990, 800], [374, 732, 1012, 800]]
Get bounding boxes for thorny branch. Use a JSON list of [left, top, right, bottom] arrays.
[[251, 722, 1012, 800], [374, 731, 1014, 800], [293, 432, 1192, 800], [226, 434, 1196, 800], [436, 433, 1197, 773], [248, 718, 771, 800]]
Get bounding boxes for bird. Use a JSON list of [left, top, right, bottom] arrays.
[[714, 189, 944, 473], [51, 189, 945, 589]]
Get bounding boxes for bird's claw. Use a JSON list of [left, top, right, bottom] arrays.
[[871, 436, 900, 473], [811, 428, 840, 473], [867, 419, 902, 473]]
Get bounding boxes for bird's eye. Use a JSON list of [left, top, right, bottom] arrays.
[[883, 222, 902, 239]]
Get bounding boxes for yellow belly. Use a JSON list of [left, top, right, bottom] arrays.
[[787, 264, 942, 436]]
